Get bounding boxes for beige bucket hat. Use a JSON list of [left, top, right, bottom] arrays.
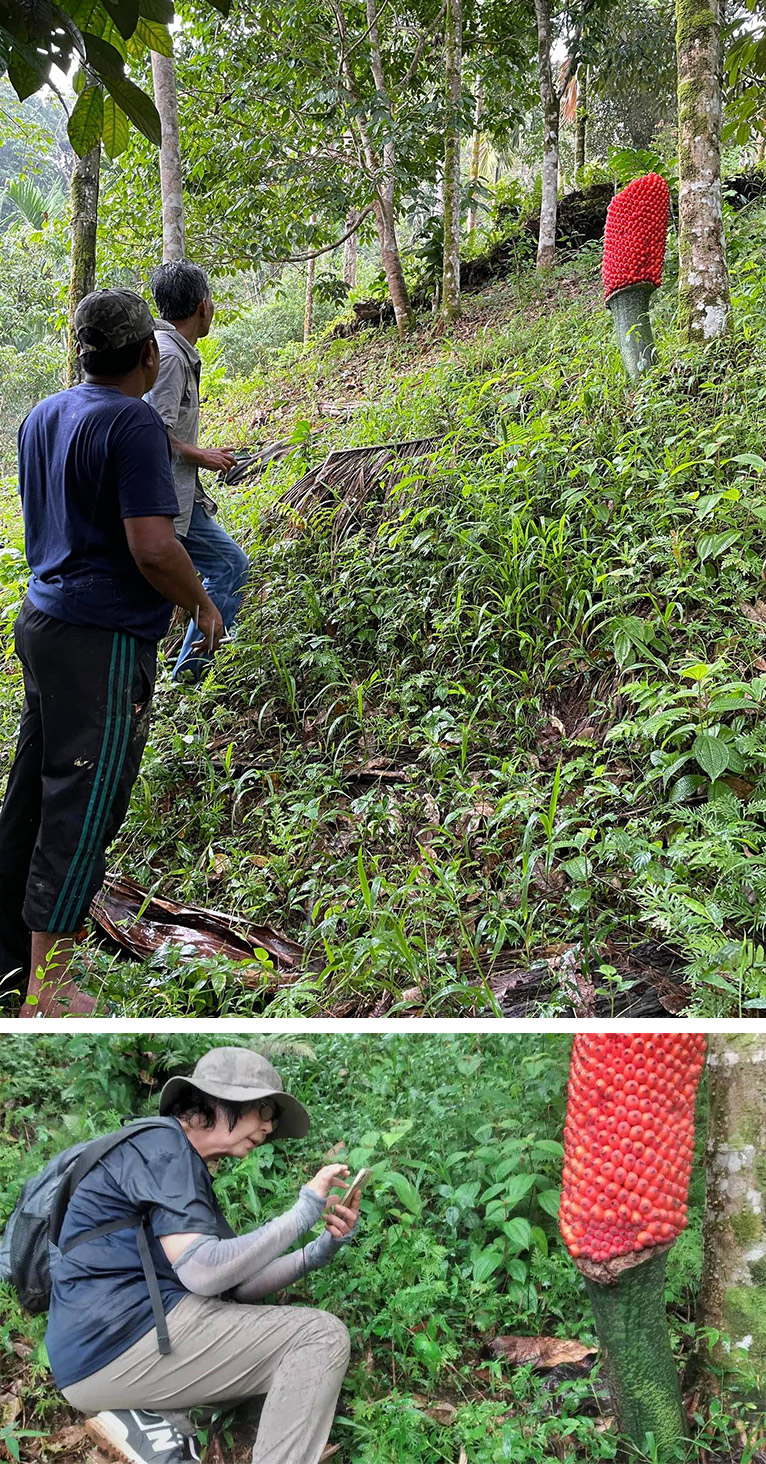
[[158, 1047, 310, 1139]]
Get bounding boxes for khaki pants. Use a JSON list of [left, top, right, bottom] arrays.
[[62, 1294, 351, 1464]]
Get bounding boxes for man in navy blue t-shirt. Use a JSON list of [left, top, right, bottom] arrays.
[[0, 288, 224, 1017]]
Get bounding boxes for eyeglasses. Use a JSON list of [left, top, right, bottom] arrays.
[[253, 1100, 280, 1126]]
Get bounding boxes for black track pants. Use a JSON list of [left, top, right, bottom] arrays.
[[0, 601, 156, 983]]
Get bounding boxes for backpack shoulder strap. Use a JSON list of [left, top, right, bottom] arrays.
[[49, 1118, 179, 1244]]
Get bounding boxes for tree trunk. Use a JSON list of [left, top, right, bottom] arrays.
[[675, 0, 730, 339], [151, 49, 186, 262], [534, 0, 560, 268], [442, 0, 462, 321], [303, 256, 315, 345], [575, 65, 588, 182], [340, 6, 412, 338], [467, 81, 483, 234], [696, 1035, 766, 1404], [343, 209, 358, 287], [66, 144, 100, 387]]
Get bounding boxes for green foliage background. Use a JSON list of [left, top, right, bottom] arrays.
[[0, 1033, 719, 1463]]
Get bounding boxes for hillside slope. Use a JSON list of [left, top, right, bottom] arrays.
[[2, 209, 766, 1017]]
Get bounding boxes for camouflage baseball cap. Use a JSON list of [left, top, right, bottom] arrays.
[[74, 288, 156, 353]]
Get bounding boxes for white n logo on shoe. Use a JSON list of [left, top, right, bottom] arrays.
[[131, 1412, 184, 1456]]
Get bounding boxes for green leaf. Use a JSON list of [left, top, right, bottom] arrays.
[[103, 74, 161, 143], [502, 1216, 533, 1251], [693, 731, 730, 782], [385, 1172, 421, 1215], [102, 0, 140, 37], [498, 1173, 536, 1209], [696, 529, 742, 562], [8, 48, 46, 101], [536, 1187, 562, 1219], [84, 30, 127, 77], [102, 93, 130, 157], [138, 0, 175, 20], [68, 84, 104, 154], [531, 1139, 565, 1159], [133, 15, 172, 51], [472, 1246, 504, 1284]]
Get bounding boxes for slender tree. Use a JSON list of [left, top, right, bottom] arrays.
[[467, 80, 483, 234], [574, 64, 588, 180], [151, 49, 186, 262], [696, 1034, 766, 1403], [675, 0, 730, 339], [66, 145, 100, 386], [442, 0, 463, 320], [534, 0, 574, 267], [343, 208, 358, 288]]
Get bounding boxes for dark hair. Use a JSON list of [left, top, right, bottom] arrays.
[[165, 1083, 255, 1132], [151, 260, 210, 321], [81, 333, 155, 378]]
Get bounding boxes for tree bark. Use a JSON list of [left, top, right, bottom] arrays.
[[441, 0, 462, 321], [467, 80, 483, 234], [675, 0, 730, 339], [304, 256, 315, 345], [696, 1035, 766, 1404], [339, 6, 412, 338], [66, 144, 100, 387], [534, 0, 560, 268], [343, 208, 358, 287], [575, 65, 588, 182], [151, 49, 186, 263]]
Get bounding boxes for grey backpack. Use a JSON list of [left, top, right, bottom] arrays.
[[0, 1118, 179, 1352]]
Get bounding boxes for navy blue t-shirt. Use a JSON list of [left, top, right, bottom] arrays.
[[46, 1121, 233, 1389], [18, 384, 180, 641]]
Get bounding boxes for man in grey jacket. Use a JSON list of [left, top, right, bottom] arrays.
[[51, 1048, 360, 1464], [146, 262, 250, 684]]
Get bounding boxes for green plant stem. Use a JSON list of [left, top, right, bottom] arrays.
[[586, 1251, 686, 1457], [606, 283, 657, 382]]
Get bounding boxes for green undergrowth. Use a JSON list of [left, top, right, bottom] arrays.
[[0, 1035, 759, 1463], [2, 209, 766, 1014]]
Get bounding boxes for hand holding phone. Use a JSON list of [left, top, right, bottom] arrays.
[[324, 1167, 371, 1239]]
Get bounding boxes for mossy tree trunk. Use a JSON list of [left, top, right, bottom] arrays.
[[66, 144, 100, 387], [675, 0, 730, 339], [467, 80, 483, 235], [534, 0, 564, 268], [696, 1034, 766, 1406], [340, 3, 412, 337], [575, 65, 588, 183], [152, 48, 186, 262], [442, 0, 462, 321]]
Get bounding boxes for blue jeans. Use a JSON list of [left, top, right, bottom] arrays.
[[175, 503, 250, 682]]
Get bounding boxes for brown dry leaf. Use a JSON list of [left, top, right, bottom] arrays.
[[488, 1336, 597, 1369], [0, 1394, 21, 1427], [319, 1447, 342, 1460], [399, 985, 424, 1007], [458, 1450, 468, 1464], [411, 1396, 457, 1426], [11, 1340, 33, 1359], [48, 1425, 90, 1453], [742, 599, 766, 627]]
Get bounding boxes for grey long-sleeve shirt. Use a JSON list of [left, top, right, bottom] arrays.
[[172, 1185, 355, 1302]]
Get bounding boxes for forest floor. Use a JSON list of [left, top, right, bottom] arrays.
[[2, 207, 766, 1016]]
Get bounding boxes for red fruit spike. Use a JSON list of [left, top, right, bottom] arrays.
[[558, 1035, 706, 1265], [603, 173, 670, 302]]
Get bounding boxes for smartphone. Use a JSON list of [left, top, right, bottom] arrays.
[[343, 1167, 372, 1204]]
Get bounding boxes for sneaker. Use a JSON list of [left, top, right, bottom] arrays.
[[85, 1409, 200, 1464]]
